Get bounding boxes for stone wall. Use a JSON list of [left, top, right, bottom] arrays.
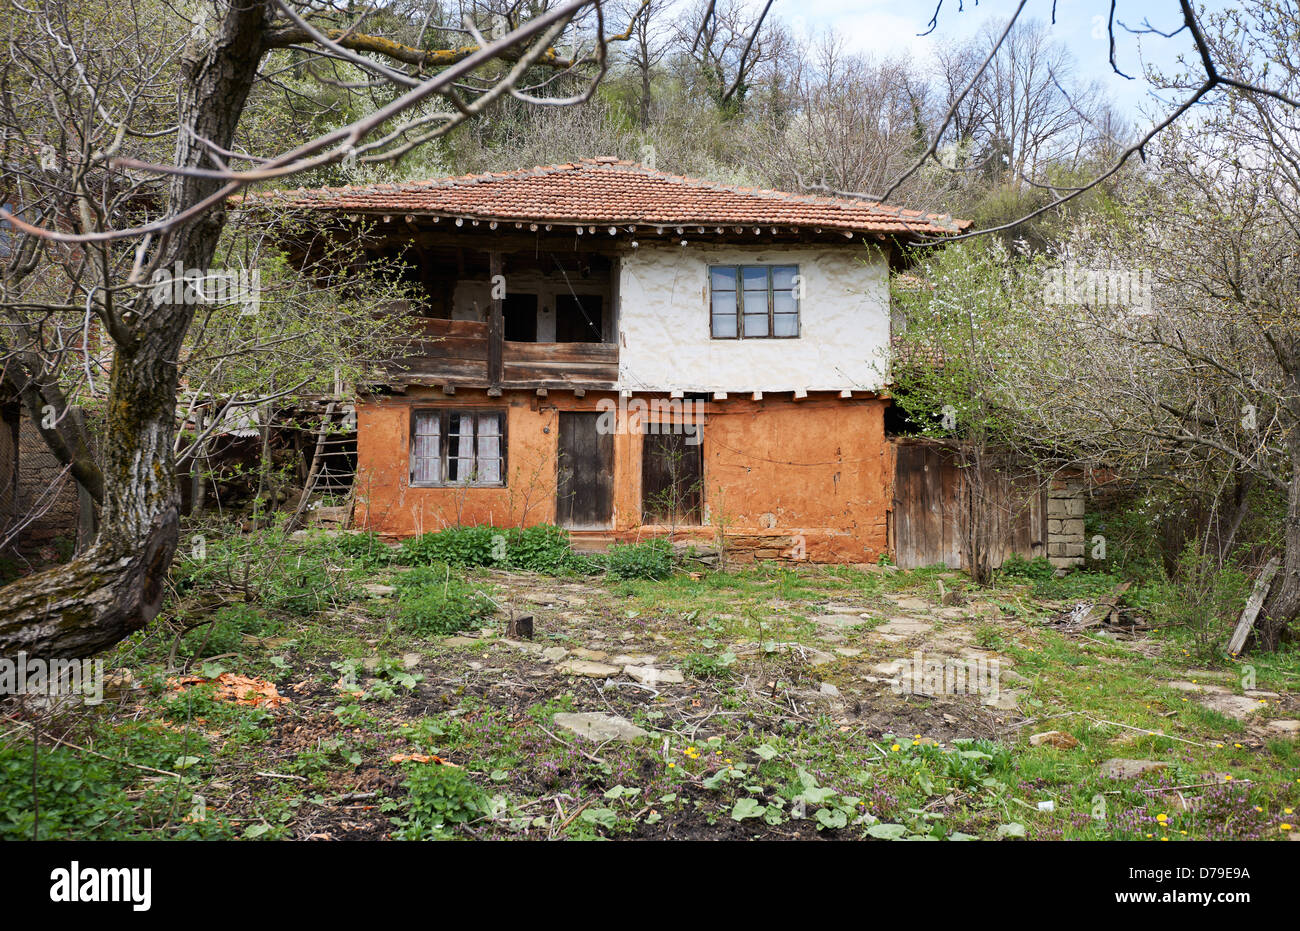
[[1046, 476, 1086, 570]]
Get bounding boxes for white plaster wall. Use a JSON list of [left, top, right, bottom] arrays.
[[616, 243, 892, 393]]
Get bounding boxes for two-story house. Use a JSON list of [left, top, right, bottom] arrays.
[[268, 157, 969, 563]]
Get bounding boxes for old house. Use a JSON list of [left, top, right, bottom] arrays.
[[272, 157, 984, 563]]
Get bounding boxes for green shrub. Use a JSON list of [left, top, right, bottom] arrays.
[[998, 553, 1055, 582], [606, 538, 676, 580], [265, 556, 346, 615], [169, 527, 352, 615], [395, 523, 595, 574], [681, 649, 736, 679], [1160, 543, 1250, 660], [502, 524, 571, 572], [398, 525, 497, 567], [0, 735, 231, 840], [179, 604, 279, 658], [395, 564, 494, 636], [392, 764, 487, 839], [0, 743, 126, 840], [333, 530, 394, 567]]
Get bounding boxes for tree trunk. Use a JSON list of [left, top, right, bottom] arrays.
[[0, 0, 269, 659], [0, 346, 181, 656], [1259, 431, 1300, 648]]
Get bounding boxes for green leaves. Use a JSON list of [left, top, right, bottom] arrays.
[[731, 798, 765, 821], [581, 808, 618, 829], [866, 823, 909, 840]]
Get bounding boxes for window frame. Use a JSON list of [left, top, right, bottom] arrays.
[[409, 408, 508, 488], [708, 263, 801, 340]]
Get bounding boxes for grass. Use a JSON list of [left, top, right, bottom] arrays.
[[3, 533, 1298, 841]]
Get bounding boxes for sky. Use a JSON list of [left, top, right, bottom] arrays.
[[778, 0, 1241, 119]]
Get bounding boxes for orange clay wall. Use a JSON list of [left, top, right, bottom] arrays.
[[353, 388, 890, 564]]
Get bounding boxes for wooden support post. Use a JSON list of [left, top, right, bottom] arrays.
[[488, 252, 504, 389], [1227, 557, 1280, 655]]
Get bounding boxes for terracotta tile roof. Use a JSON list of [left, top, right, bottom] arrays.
[[264, 157, 968, 237]]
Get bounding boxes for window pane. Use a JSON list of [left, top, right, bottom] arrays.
[[741, 266, 768, 289], [711, 289, 737, 338], [447, 413, 475, 483], [773, 290, 797, 315], [412, 412, 441, 484], [772, 265, 798, 290], [773, 313, 799, 337], [711, 313, 737, 338], [742, 288, 768, 311], [743, 313, 769, 337], [710, 266, 737, 291]]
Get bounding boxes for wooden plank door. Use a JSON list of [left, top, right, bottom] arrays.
[[556, 412, 614, 529]]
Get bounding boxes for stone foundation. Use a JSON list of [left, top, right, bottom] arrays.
[[1046, 477, 1086, 569]]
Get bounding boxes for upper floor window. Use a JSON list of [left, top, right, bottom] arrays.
[[410, 409, 505, 486], [709, 264, 800, 339]]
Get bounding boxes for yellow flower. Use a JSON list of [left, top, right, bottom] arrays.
[[1281, 824, 1293, 831], [890, 744, 901, 752], [1156, 813, 1167, 822], [1285, 808, 1294, 815], [1225, 775, 1233, 781]]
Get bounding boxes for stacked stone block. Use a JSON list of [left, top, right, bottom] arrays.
[[1046, 477, 1086, 569]]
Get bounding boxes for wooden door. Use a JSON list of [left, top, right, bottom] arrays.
[[892, 442, 1047, 570], [556, 412, 614, 529]]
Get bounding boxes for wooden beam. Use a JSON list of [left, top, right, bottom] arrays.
[[487, 251, 503, 389], [1227, 557, 1281, 655]]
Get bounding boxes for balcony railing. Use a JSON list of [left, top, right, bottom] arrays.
[[389, 317, 618, 390]]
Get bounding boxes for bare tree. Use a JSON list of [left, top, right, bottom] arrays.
[[0, 0, 631, 657]]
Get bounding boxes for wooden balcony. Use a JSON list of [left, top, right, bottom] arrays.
[[389, 318, 618, 390]]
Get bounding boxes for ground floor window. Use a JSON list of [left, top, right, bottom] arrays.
[[410, 409, 505, 486], [641, 430, 703, 525]]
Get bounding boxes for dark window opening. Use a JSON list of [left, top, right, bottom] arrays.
[[641, 432, 703, 525], [503, 293, 538, 341], [555, 294, 604, 342]]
